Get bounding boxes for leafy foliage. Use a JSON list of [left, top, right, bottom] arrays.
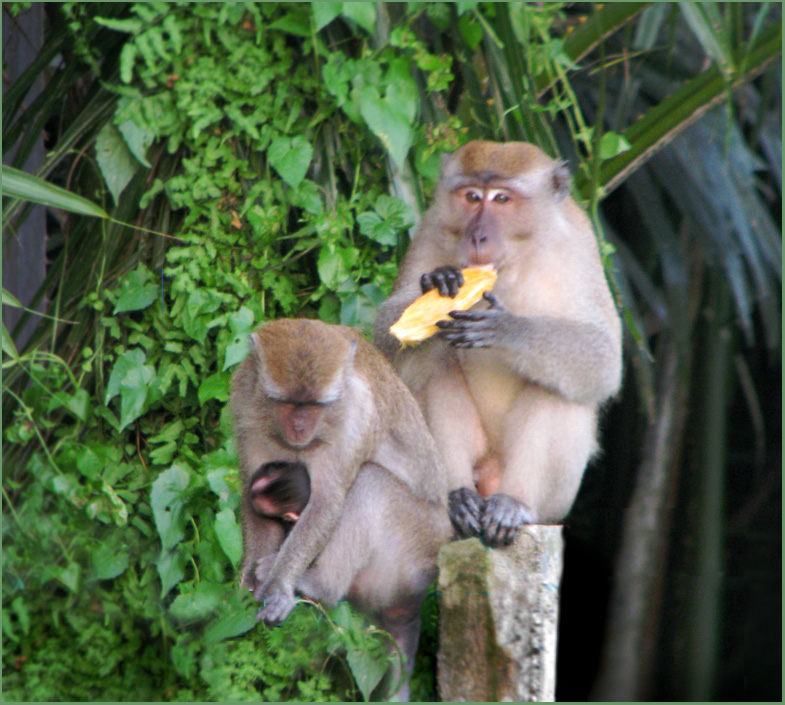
[[2, 1, 780, 702]]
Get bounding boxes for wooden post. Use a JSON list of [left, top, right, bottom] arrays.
[[437, 526, 564, 702]]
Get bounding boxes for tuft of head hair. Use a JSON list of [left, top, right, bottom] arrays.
[[441, 140, 571, 201], [250, 319, 355, 403]]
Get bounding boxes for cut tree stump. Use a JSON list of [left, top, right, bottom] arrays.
[[437, 526, 564, 702]]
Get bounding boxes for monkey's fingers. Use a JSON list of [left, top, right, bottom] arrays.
[[420, 266, 464, 297], [435, 318, 493, 348], [480, 493, 533, 548], [448, 487, 485, 537], [256, 591, 297, 626], [482, 291, 506, 310]]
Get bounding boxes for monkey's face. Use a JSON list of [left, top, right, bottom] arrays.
[[270, 399, 327, 449], [248, 320, 356, 450], [449, 184, 522, 267], [439, 142, 571, 273]]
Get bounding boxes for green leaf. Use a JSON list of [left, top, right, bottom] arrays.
[[269, 8, 311, 37], [215, 508, 243, 567], [458, 13, 483, 51], [317, 244, 358, 289], [117, 118, 153, 168], [51, 562, 82, 594], [95, 122, 139, 206], [289, 179, 324, 215], [268, 136, 314, 189], [92, 544, 130, 580], [598, 131, 632, 160], [198, 371, 231, 404], [157, 547, 188, 597], [106, 347, 155, 430], [359, 87, 413, 170], [75, 446, 103, 479], [346, 644, 391, 702], [2, 322, 18, 361], [223, 306, 255, 371], [341, 2, 376, 34], [169, 581, 225, 621], [313, 2, 343, 31], [151, 464, 191, 550], [105, 348, 146, 402], [2, 611, 17, 643], [149, 419, 184, 444], [2, 288, 23, 308], [114, 266, 158, 313], [1, 165, 108, 218], [340, 284, 386, 331], [204, 599, 257, 644], [95, 16, 144, 33], [62, 389, 90, 422], [11, 597, 30, 637]]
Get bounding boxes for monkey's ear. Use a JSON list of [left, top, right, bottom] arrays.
[[248, 332, 268, 371], [552, 161, 570, 202], [346, 339, 358, 371]]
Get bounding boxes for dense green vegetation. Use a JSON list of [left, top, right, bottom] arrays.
[[3, 3, 780, 700]]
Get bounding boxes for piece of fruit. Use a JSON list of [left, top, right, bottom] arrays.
[[389, 266, 497, 345]]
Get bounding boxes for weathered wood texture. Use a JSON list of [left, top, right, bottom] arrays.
[[437, 526, 563, 702]]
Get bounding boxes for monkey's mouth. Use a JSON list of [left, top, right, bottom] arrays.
[[277, 435, 324, 451]]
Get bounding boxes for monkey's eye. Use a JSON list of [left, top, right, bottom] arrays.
[[493, 192, 510, 203], [465, 191, 482, 203]]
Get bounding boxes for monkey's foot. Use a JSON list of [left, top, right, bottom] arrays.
[[256, 589, 297, 626], [481, 493, 535, 547], [448, 487, 486, 539]]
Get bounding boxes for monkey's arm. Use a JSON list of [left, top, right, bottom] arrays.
[[255, 471, 352, 625], [437, 293, 621, 404]]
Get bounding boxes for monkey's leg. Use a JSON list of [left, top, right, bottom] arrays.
[[482, 388, 597, 546], [240, 509, 286, 592], [377, 600, 425, 702], [421, 357, 488, 537]]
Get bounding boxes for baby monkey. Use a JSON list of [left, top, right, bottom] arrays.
[[248, 460, 311, 525]]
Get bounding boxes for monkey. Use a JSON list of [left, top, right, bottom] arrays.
[[248, 460, 311, 524], [248, 459, 452, 701], [374, 140, 623, 548], [230, 318, 452, 700]]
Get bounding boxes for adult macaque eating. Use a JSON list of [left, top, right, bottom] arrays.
[[374, 140, 623, 547]]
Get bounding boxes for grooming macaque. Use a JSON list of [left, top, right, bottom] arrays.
[[374, 140, 623, 547], [231, 319, 451, 699]]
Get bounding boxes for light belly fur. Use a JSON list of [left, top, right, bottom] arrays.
[[458, 349, 521, 449]]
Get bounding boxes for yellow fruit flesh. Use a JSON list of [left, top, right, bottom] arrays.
[[389, 266, 497, 345]]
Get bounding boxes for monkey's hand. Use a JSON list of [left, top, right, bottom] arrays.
[[256, 581, 298, 626], [421, 266, 464, 297], [448, 487, 486, 539], [436, 292, 514, 348], [481, 493, 535, 548]]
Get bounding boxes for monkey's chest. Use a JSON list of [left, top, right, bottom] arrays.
[[459, 350, 521, 446]]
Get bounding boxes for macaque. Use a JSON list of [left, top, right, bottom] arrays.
[[248, 461, 310, 524], [249, 459, 452, 700], [231, 319, 452, 699], [374, 140, 623, 548]]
